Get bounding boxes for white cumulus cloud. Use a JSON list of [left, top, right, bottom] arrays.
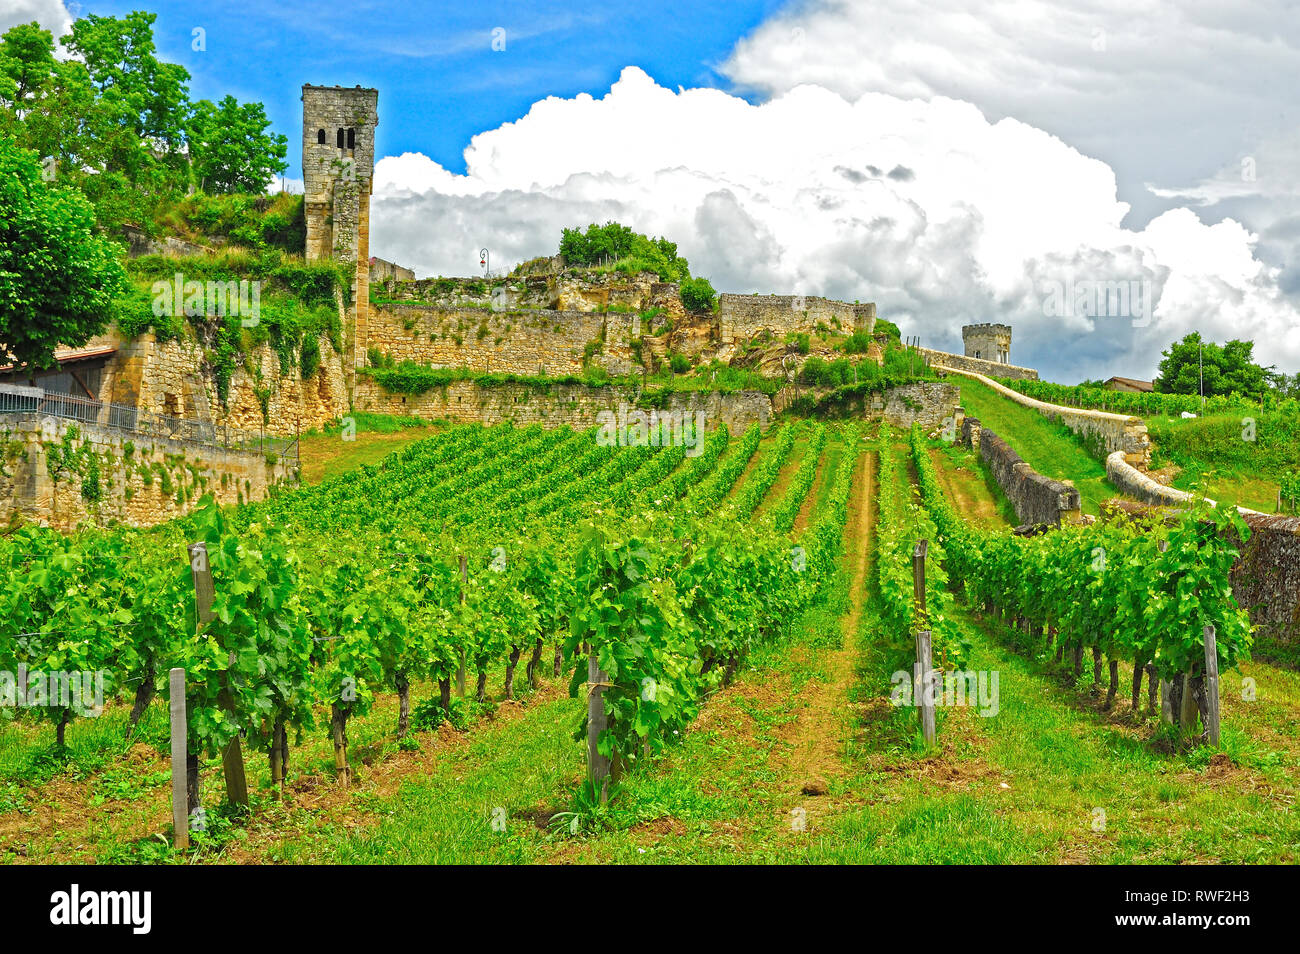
[[0, 0, 73, 43], [370, 65, 1300, 383]]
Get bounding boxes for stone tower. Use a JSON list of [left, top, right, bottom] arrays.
[[962, 323, 1012, 364], [302, 85, 378, 369]]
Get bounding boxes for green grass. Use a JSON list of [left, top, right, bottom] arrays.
[[956, 377, 1122, 514], [928, 439, 1018, 530], [1147, 412, 1290, 511], [298, 415, 441, 483]]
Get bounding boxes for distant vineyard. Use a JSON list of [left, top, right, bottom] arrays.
[[996, 377, 1297, 418]]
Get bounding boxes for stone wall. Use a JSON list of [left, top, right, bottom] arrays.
[[366, 305, 642, 377], [941, 366, 1151, 468], [352, 377, 772, 434], [369, 258, 414, 284], [121, 226, 212, 259], [919, 348, 1038, 382], [1232, 513, 1300, 647], [380, 270, 686, 323], [97, 328, 350, 436], [0, 414, 294, 533], [717, 294, 875, 343], [965, 418, 1081, 526], [881, 383, 962, 431]]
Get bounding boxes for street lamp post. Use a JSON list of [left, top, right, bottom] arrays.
[[480, 248, 490, 278]]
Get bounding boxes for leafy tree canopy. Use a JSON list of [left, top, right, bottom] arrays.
[[1154, 332, 1269, 399], [559, 222, 691, 282], [190, 96, 289, 194], [0, 13, 288, 235], [0, 139, 128, 371]]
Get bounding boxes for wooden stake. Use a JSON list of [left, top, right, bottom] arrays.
[[1203, 624, 1221, 746], [587, 655, 612, 802], [456, 553, 468, 698], [912, 539, 928, 619], [915, 629, 936, 748], [189, 542, 248, 807], [169, 667, 188, 851]]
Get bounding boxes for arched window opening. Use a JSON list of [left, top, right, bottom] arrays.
[[347, 128, 356, 149], [336, 128, 345, 148], [317, 129, 326, 144]]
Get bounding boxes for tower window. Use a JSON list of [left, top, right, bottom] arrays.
[[347, 128, 355, 149], [317, 129, 326, 144], [337, 128, 345, 148]]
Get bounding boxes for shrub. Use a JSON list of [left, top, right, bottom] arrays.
[[679, 276, 717, 313]]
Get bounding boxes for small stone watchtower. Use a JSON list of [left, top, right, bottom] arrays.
[[962, 323, 1013, 365], [302, 84, 378, 369]]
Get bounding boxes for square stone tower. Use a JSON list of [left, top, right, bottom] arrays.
[[962, 323, 1012, 364], [302, 85, 378, 369]]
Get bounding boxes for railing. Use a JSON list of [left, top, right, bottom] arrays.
[[0, 385, 299, 468]]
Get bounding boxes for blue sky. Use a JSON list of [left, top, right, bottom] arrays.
[[80, 0, 789, 177]]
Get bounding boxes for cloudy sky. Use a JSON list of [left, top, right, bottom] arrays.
[[7, 0, 1299, 383]]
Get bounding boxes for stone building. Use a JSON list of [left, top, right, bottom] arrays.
[[302, 84, 379, 369], [962, 323, 1013, 364]]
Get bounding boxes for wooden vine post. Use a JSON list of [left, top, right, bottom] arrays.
[[189, 542, 248, 807], [168, 667, 189, 850], [1203, 624, 1221, 746], [912, 540, 936, 747], [456, 553, 468, 698], [587, 655, 612, 803]]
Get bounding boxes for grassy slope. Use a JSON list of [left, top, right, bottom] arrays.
[[927, 441, 1017, 530], [297, 414, 441, 484], [1147, 412, 1286, 512], [955, 377, 1121, 514]]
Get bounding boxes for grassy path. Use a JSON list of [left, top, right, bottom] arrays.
[[926, 442, 1016, 529], [956, 377, 1121, 514]]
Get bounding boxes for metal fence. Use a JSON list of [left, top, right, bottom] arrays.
[[0, 385, 299, 467]]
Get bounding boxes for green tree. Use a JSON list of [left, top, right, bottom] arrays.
[[189, 95, 288, 193], [0, 140, 128, 371], [0, 22, 57, 114], [558, 221, 691, 281], [1154, 332, 1269, 399], [679, 276, 717, 312], [0, 22, 94, 170], [59, 12, 192, 228]]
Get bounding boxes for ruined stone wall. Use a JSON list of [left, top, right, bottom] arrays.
[[96, 328, 349, 436], [379, 270, 686, 324], [0, 414, 294, 533], [369, 258, 415, 283], [942, 366, 1150, 467], [352, 377, 772, 434], [919, 348, 1039, 382], [965, 418, 1082, 526], [1232, 514, 1300, 647], [881, 383, 961, 431], [717, 294, 876, 343], [366, 306, 641, 377]]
